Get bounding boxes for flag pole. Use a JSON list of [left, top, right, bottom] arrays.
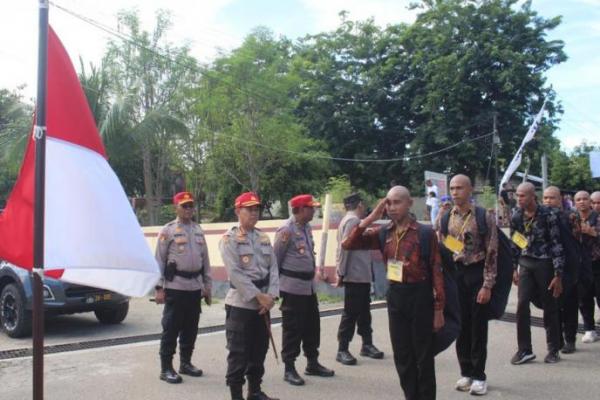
[[33, 1, 49, 399]]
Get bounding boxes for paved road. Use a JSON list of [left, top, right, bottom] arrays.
[[2, 306, 600, 400]]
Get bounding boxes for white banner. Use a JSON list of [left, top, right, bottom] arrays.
[[591, 151, 600, 178], [499, 101, 547, 192]]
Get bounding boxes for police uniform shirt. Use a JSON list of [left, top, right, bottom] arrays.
[[219, 226, 280, 310], [155, 218, 212, 292], [274, 216, 317, 295], [336, 211, 372, 283]]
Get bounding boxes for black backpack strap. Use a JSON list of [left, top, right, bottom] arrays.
[[588, 211, 599, 226], [378, 225, 387, 253], [418, 223, 433, 265], [440, 211, 451, 236], [474, 206, 488, 239]]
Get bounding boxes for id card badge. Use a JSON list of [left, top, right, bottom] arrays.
[[443, 235, 465, 254], [512, 231, 529, 249], [387, 259, 404, 283]]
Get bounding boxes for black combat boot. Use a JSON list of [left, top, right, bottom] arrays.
[[360, 343, 384, 359], [247, 379, 280, 400], [283, 362, 305, 386], [305, 358, 335, 377], [160, 357, 182, 384], [179, 354, 203, 377]]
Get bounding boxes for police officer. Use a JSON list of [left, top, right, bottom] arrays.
[[220, 192, 280, 400], [342, 186, 445, 400], [510, 182, 565, 365], [441, 175, 497, 396], [155, 191, 212, 384], [274, 194, 335, 386], [335, 193, 384, 365]]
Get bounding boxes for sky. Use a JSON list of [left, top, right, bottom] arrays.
[[0, 0, 598, 151]]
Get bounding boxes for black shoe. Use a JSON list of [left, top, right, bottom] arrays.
[[561, 342, 576, 354], [247, 391, 280, 400], [544, 351, 560, 363], [159, 368, 183, 384], [510, 350, 536, 365], [305, 361, 335, 377], [179, 361, 203, 377], [360, 344, 384, 359], [284, 368, 305, 386], [336, 350, 357, 365]]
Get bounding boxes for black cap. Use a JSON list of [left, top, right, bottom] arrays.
[[343, 193, 362, 208]]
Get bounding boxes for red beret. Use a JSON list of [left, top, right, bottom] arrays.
[[173, 192, 194, 206], [290, 194, 320, 208], [235, 192, 261, 208]]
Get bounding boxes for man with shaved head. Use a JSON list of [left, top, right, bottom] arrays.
[[343, 186, 445, 400], [573, 191, 600, 344], [510, 182, 565, 365], [437, 174, 497, 395], [591, 192, 600, 213], [543, 186, 580, 353]]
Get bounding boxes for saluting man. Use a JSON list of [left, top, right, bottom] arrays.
[[274, 194, 335, 386], [220, 192, 280, 400], [155, 191, 212, 384]]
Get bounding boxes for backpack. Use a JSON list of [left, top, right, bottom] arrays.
[[378, 223, 461, 356], [440, 207, 513, 320]]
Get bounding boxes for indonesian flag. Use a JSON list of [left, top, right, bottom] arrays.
[[0, 27, 160, 297]]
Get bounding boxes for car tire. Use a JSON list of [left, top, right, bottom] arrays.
[[0, 283, 32, 338], [94, 301, 129, 324]]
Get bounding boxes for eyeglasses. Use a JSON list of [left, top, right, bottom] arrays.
[[181, 203, 195, 209]]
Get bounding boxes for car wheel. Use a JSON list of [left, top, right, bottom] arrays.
[[0, 283, 32, 338], [94, 301, 129, 324]]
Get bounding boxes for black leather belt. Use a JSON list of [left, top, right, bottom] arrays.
[[231, 274, 270, 289], [280, 268, 314, 281], [174, 269, 203, 279]]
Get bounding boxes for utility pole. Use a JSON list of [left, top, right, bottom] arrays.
[[541, 153, 548, 190], [493, 112, 500, 223]]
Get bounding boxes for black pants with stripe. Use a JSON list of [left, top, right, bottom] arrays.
[[280, 292, 320, 364], [159, 289, 202, 362], [225, 305, 269, 389], [337, 282, 373, 348]]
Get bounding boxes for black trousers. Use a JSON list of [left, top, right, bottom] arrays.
[[455, 262, 489, 381], [387, 282, 436, 400], [517, 263, 561, 353], [580, 260, 600, 331], [225, 305, 269, 388], [280, 292, 320, 364], [337, 282, 373, 348], [560, 284, 579, 344], [159, 289, 202, 361]]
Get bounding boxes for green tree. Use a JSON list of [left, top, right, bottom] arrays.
[[0, 88, 32, 205], [190, 28, 331, 219], [294, 1, 566, 193], [99, 10, 196, 224], [400, 0, 565, 187], [550, 143, 600, 192]]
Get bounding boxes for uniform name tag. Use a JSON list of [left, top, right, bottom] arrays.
[[443, 235, 465, 254], [387, 259, 404, 283], [512, 232, 529, 249]]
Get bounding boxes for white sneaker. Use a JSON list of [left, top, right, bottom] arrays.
[[582, 330, 598, 343], [455, 377, 472, 392], [470, 380, 488, 396]]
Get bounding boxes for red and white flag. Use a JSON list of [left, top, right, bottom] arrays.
[[0, 27, 159, 297]]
